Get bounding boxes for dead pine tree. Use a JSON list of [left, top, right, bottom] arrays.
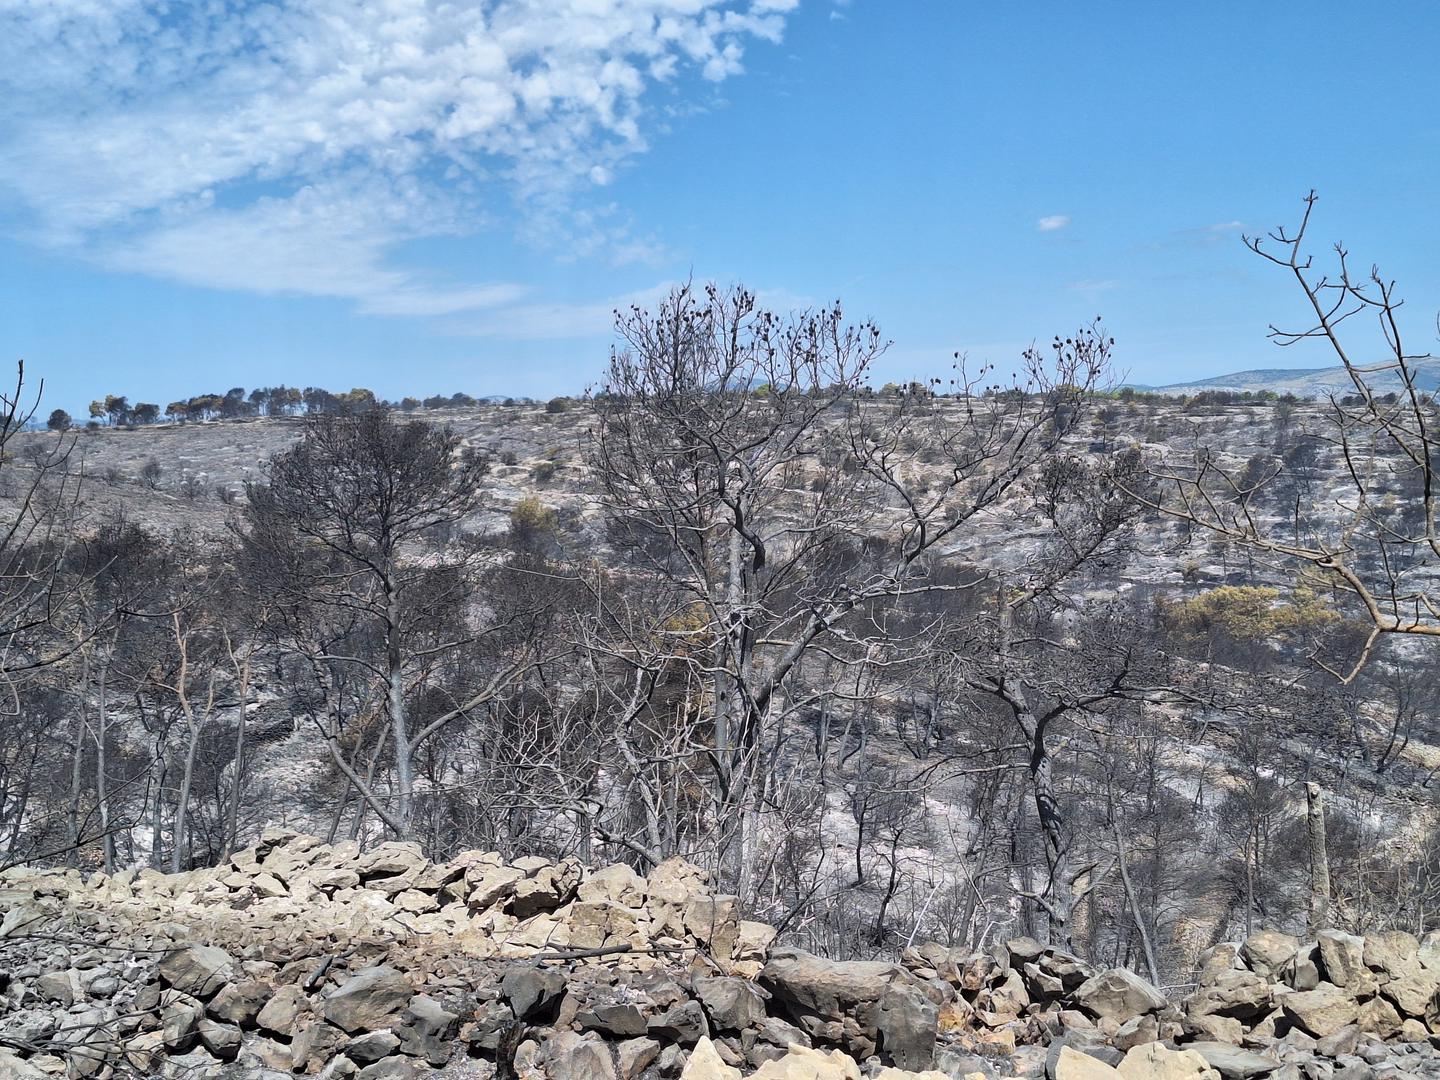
[[1306, 781, 1332, 934], [240, 408, 533, 840], [587, 282, 1110, 901], [1140, 191, 1440, 683]]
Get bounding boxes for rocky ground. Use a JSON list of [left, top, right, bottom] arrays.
[[4, 830, 1440, 1079]]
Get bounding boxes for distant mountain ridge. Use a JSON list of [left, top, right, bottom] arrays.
[[1135, 356, 1440, 398]]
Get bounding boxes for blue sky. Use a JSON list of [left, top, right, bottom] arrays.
[[2, 0, 1438, 415]]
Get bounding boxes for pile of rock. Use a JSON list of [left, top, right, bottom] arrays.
[[5, 829, 775, 976], [8, 829, 1440, 1079], [1188, 928, 1440, 1044], [900, 927, 1440, 1079], [0, 830, 947, 1079]]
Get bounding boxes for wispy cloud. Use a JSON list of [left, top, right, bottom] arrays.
[[1036, 214, 1071, 233], [1067, 278, 1120, 293], [444, 279, 816, 341], [445, 283, 677, 340], [1149, 218, 1249, 252], [0, 0, 798, 319]]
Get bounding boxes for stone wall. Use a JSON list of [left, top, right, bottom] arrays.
[[2, 829, 1439, 1079]]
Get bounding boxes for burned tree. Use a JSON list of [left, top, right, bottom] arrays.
[[1145, 192, 1440, 681], [586, 282, 1110, 901], [240, 409, 508, 838]]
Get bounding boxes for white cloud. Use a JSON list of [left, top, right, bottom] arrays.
[[0, 0, 795, 317], [1036, 214, 1070, 232], [1066, 278, 1119, 293], [445, 279, 813, 340], [448, 285, 673, 340]]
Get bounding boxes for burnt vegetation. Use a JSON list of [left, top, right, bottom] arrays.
[[4, 197, 1440, 981]]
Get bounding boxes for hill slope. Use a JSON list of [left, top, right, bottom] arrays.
[[1139, 356, 1440, 398]]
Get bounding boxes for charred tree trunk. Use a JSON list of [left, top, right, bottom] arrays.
[[1306, 781, 1332, 934], [385, 570, 413, 838]]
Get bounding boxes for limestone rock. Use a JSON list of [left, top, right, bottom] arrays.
[[501, 965, 566, 1021], [358, 841, 427, 879], [1112, 1013, 1158, 1051], [578, 1002, 650, 1038], [681, 1036, 743, 1079], [695, 975, 769, 1031], [256, 983, 308, 1033], [0, 1051, 46, 1078], [1278, 983, 1359, 1038], [291, 1018, 348, 1072], [345, 1029, 401, 1064], [1365, 931, 1421, 979], [1185, 970, 1274, 1025], [1054, 1044, 1120, 1080], [322, 967, 414, 1033], [618, 1036, 661, 1079], [1115, 1042, 1219, 1080], [511, 860, 581, 918], [1419, 930, 1440, 971], [751, 1045, 863, 1079], [1314, 1023, 1362, 1058], [356, 1058, 424, 1080], [1184, 1041, 1281, 1078], [568, 899, 642, 951], [1197, 944, 1242, 986], [1242, 932, 1300, 979], [1381, 968, 1439, 1017], [1282, 943, 1321, 992], [0, 899, 48, 940], [207, 979, 272, 1027], [394, 994, 457, 1065], [195, 1017, 241, 1061], [760, 948, 910, 1020], [734, 921, 779, 964], [578, 863, 647, 908], [162, 997, 202, 1052], [465, 864, 526, 912], [158, 944, 235, 1000], [1357, 994, 1402, 1040], [540, 1030, 619, 1079], [1072, 968, 1167, 1023], [874, 981, 938, 1070], [1317, 931, 1375, 995], [649, 999, 709, 1045]]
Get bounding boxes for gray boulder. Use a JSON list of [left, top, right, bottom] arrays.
[[1242, 932, 1300, 979], [874, 981, 938, 1071], [345, 1028, 401, 1064], [647, 1000, 708, 1045], [206, 979, 272, 1027], [161, 997, 202, 1052], [1318, 931, 1376, 994], [255, 983, 308, 1034], [1073, 967, 1167, 1022], [539, 1030, 618, 1080], [760, 947, 912, 1020], [501, 966, 566, 1021], [157, 945, 235, 1000], [357, 1058, 424, 1080], [1279, 983, 1360, 1038], [395, 994, 458, 1065], [1185, 1041, 1281, 1078], [322, 966, 414, 1033], [194, 1017, 241, 1061], [694, 975, 768, 1031], [577, 1002, 649, 1038]]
